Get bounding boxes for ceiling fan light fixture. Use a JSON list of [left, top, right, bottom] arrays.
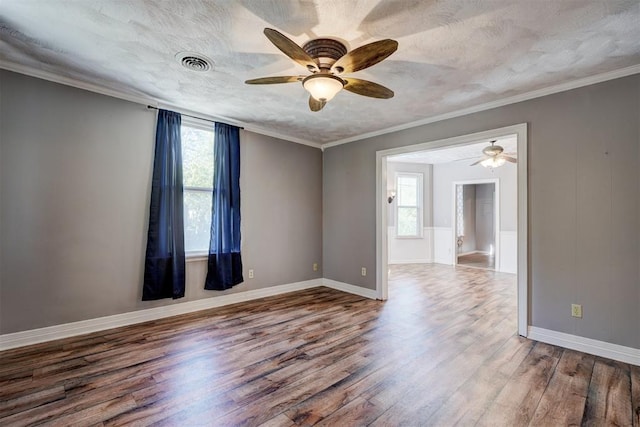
[[247, 28, 397, 111], [302, 74, 344, 102], [481, 156, 506, 168]]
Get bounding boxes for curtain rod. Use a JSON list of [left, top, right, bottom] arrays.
[[146, 105, 243, 129]]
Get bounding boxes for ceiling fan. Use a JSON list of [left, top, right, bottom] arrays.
[[245, 28, 398, 112], [471, 141, 517, 168]]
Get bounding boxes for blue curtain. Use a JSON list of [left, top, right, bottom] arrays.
[[142, 109, 186, 300], [205, 123, 243, 290]]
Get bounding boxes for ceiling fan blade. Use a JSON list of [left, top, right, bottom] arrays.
[[331, 39, 398, 74], [245, 76, 302, 84], [470, 158, 486, 166], [343, 78, 394, 99], [502, 155, 518, 163], [263, 28, 319, 72], [309, 96, 326, 112]]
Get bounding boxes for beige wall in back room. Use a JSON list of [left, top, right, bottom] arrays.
[[0, 70, 322, 334], [323, 74, 640, 349], [432, 157, 517, 231]]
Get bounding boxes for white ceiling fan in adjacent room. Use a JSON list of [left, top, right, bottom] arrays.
[[471, 140, 517, 168]]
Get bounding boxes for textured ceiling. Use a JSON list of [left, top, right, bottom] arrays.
[[1, 1, 639, 145]]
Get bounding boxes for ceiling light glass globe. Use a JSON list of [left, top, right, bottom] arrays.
[[481, 156, 506, 168], [303, 74, 344, 102]]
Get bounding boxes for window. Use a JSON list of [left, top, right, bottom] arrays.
[[396, 172, 423, 237], [181, 124, 214, 253]]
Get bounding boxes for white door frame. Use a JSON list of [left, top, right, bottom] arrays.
[[452, 179, 500, 268], [376, 123, 528, 337]]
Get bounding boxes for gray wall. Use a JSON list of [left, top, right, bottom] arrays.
[[475, 183, 494, 253], [0, 71, 322, 334], [240, 131, 322, 287], [323, 74, 640, 348], [460, 185, 477, 254]]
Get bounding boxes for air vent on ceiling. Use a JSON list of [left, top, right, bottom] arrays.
[[175, 52, 213, 72]]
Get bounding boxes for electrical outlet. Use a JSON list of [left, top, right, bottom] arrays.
[[361, 267, 367, 276], [248, 269, 254, 279], [571, 304, 582, 318], [313, 263, 318, 271]]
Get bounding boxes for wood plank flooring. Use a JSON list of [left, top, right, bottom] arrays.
[[1, 264, 637, 426], [457, 252, 495, 270]]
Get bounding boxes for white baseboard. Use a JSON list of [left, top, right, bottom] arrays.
[[0, 278, 380, 351], [528, 326, 640, 366], [322, 279, 378, 300], [5, 287, 637, 367], [388, 258, 432, 265], [0, 279, 322, 351]]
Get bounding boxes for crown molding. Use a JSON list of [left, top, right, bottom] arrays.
[[241, 125, 322, 149], [0, 60, 322, 150], [0, 60, 157, 106], [3, 59, 638, 151], [322, 64, 640, 149], [156, 103, 321, 148]]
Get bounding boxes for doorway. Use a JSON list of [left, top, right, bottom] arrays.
[[454, 181, 498, 270], [376, 123, 528, 337]]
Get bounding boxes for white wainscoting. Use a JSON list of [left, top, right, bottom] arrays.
[[433, 227, 454, 265], [388, 227, 433, 264], [498, 231, 517, 274], [433, 228, 517, 272]]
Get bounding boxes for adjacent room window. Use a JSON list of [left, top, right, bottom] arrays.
[[396, 172, 423, 237], [181, 123, 214, 253]]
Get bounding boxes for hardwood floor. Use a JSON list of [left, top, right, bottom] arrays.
[[1, 264, 638, 426], [457, 252, 495, 270]]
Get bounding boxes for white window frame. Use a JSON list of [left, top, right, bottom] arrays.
[[395, 172, 423, 238], [181, 118, 215, 259]]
